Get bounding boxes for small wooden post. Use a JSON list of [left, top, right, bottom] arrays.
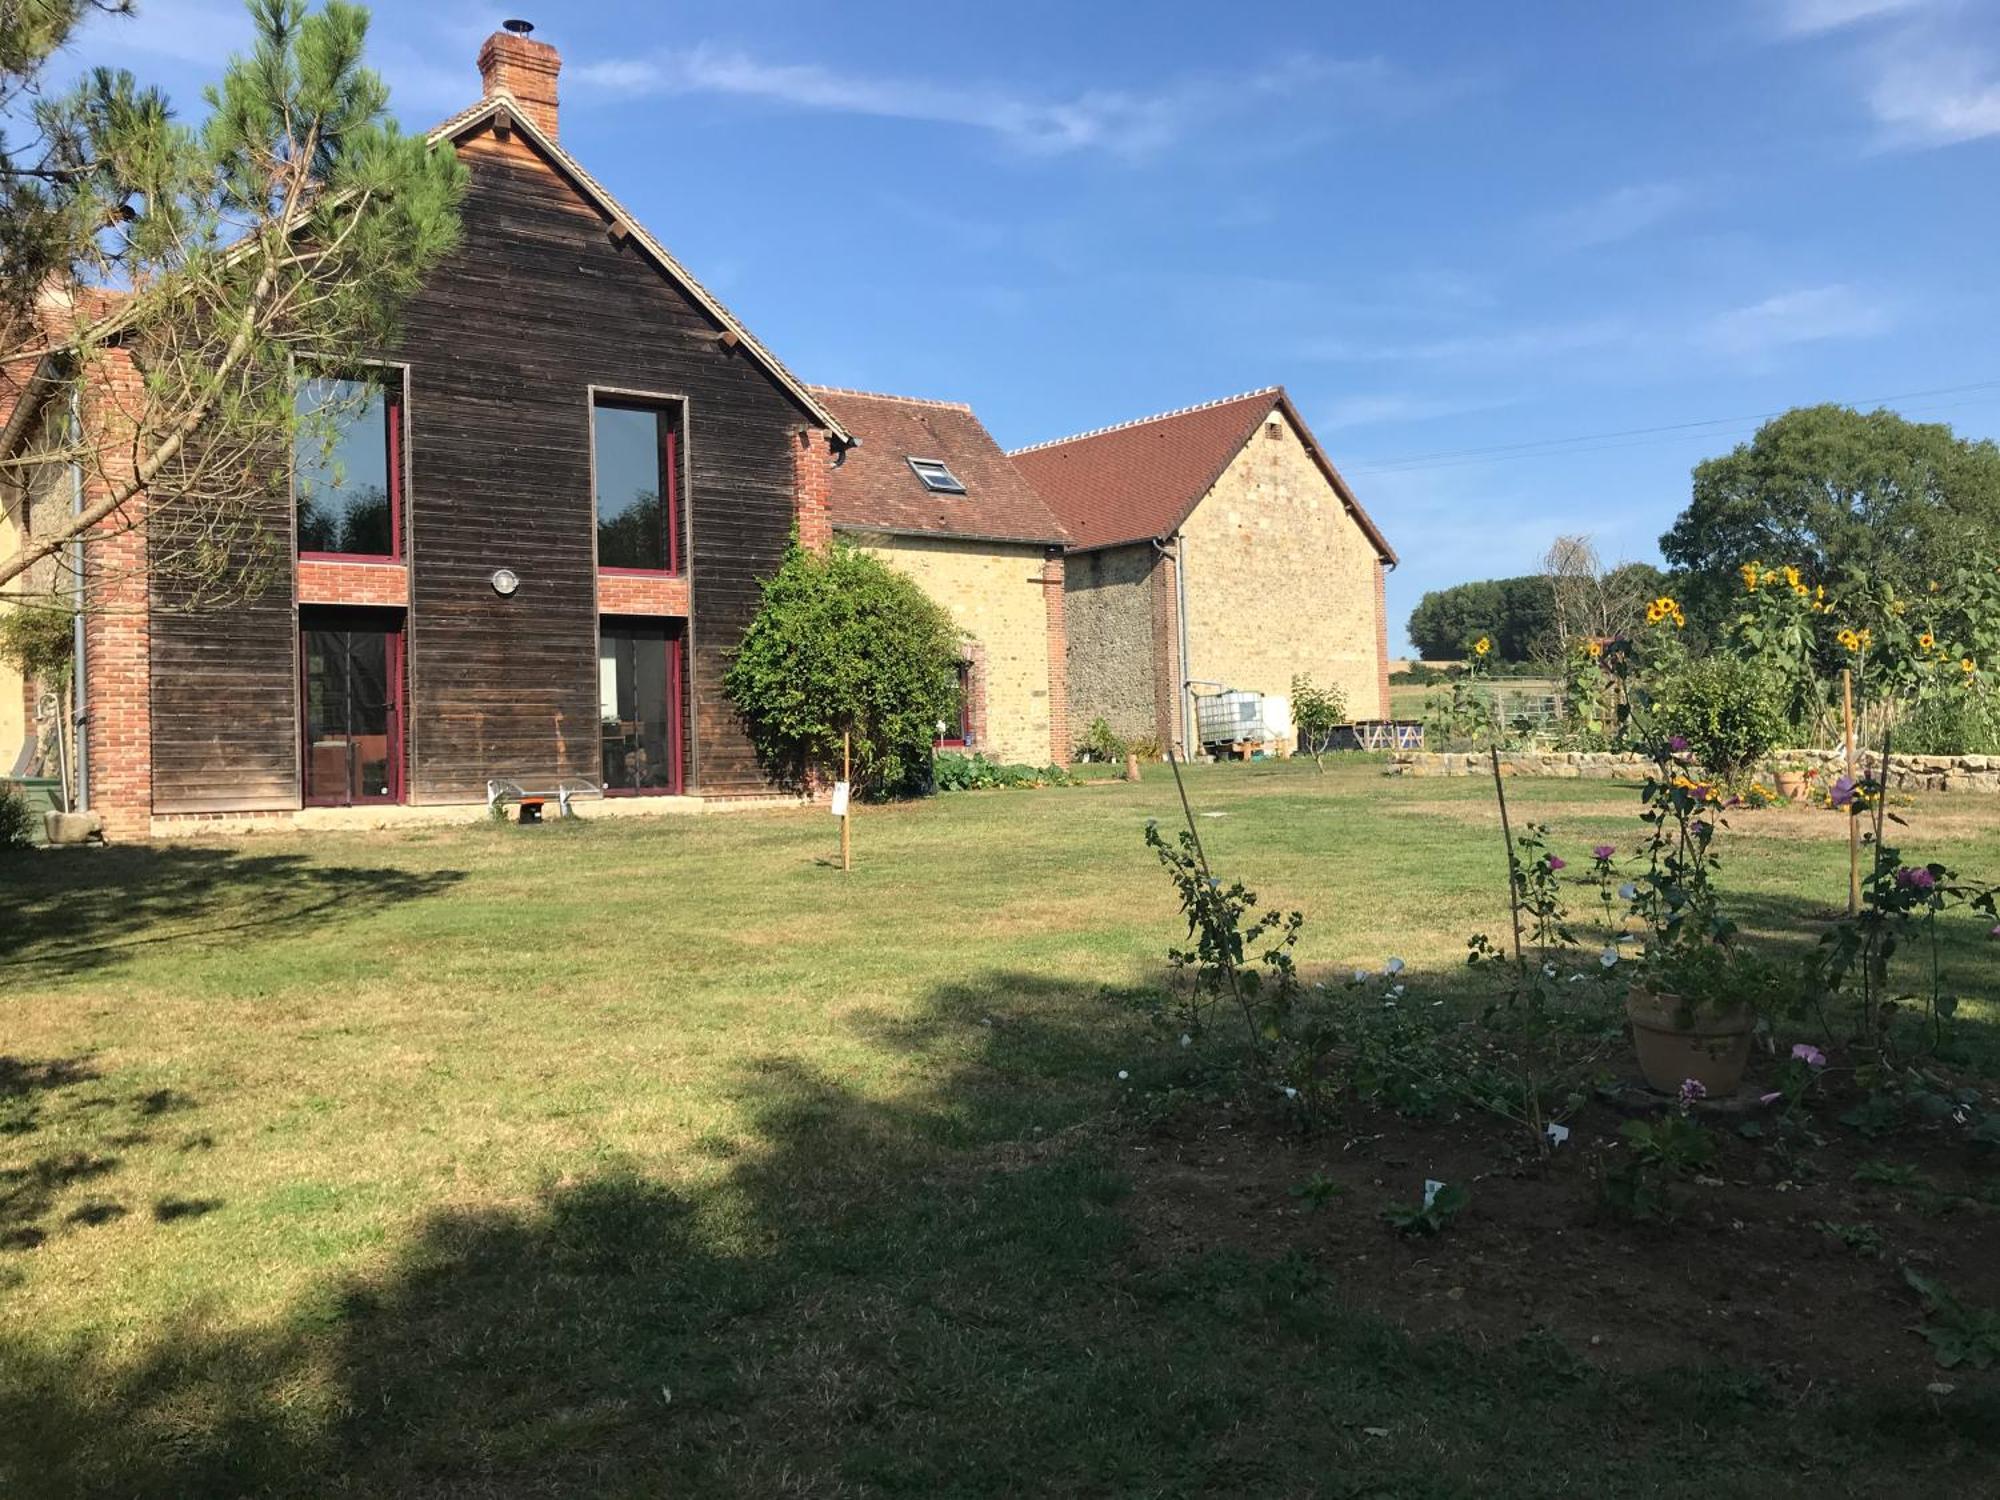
[[840, 729, 852, 874], [1843, 669, 1859, 916]]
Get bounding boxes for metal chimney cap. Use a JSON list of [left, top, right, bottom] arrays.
[[502, 18, 534, 36]]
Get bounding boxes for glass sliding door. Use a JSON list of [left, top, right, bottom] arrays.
[[599, 620, 683, 794], [302, 610, 403, 805]]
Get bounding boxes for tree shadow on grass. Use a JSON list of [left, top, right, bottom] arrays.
[[0, 846, 466, 979], [3, 971, 1999, 1497], [1, 1053, 219, 1257]]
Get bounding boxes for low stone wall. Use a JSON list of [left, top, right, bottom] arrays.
[[1386, 747, 2000, 793]]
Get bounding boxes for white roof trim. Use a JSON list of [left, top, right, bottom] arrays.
[[430, 93, 852, 446]]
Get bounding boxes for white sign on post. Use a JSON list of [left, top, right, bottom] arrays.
[[830, 781, 851, 818]]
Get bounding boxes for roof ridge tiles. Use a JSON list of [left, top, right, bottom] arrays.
[[1008, 386, 1281, 455], [805, 385, 975, 413]]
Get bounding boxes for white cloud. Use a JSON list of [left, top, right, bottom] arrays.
[[1866, 48, 2000, 144], [1698, 284, 1891, 356], [1773, 0, 1934, 36], [570, 43, 1455, 160], [1536, 181, 1700, 251]]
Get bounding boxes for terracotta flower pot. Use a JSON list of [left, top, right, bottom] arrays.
[[1625, 989, 1753, 1095], [1774, 771, 1807, 800]]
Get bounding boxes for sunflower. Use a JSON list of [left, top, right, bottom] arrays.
[[1473, 636, 1491, 658], [1965, 658, 1979, 675], [1837, 628, 1861, 652], [1585, 640, 1603, 659], [1740, 562, 1760, 592], [1782, 565, 1801, 590], [1919, 631, 1936, 651]]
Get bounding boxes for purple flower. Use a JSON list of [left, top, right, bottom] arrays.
[[1894, 866, 1937, 892], [1830, 776, 1856, 808], [1790, 1043, 1826, 1069], [1592, 844, 1616, 861], [1547, 855, 1567, 871], [1989, 924, 2000, 940], [1679, 1077, 1707, 1106], [1668, 735, 1689, 753]]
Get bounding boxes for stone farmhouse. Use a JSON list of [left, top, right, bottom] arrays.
[[1010, 388, 1397, 757]]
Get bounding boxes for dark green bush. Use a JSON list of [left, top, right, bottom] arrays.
[[0, 781, 36, 852], [933, 753, 1074, 791], [1896, 696, 2000, 757], [1654, 657, 1785, 777]]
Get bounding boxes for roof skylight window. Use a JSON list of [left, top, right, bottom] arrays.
[[907, 457, 966, 494]]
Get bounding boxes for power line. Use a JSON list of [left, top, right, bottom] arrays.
[[1343, 378, 2000, 477]]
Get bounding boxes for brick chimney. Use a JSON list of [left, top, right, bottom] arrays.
[[477, 20, 560, 139]]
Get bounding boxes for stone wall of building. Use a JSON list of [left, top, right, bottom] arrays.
[[845, 530, 1061, 766], [1179, 407, 1387, 745], [1064, 540, 1168, 747]]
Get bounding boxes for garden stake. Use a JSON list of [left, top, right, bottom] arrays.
[[1844, 669, 1859, 915], [1490, 745, 1527, 971]]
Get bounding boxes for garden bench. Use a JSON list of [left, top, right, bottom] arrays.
[[484, 777, 603, 823]]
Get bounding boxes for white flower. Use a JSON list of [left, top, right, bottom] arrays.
[[1117, 1070, 1129, 1081], [1179, 1033, 1192, 1048], [1599, 948, 1619, 968], [1385, 957, 1406, 975], [1283, 1087, 1299, 1100], [1543, 962, 1557, 977], [1619, 882, 1638, 901]]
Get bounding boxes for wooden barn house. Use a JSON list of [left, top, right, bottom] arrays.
[[2, 25, 857, 838]]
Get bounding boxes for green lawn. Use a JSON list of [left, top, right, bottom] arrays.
[[3, 761, 1999, 1496]]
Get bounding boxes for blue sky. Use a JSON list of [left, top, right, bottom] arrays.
[[64, 0, 2000, 650]]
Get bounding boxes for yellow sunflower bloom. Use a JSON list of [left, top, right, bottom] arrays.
[[1919, 631, 1935, 651], [1965, 658, 1979, 675], [1782, 565, 1801, 589], [1473, 636, 1491, 657]]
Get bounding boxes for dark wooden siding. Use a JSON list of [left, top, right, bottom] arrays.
[[395, 128, 806, 800], [147, 461, 300, 814]]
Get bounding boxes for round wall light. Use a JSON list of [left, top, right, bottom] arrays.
[[490, 567, 520, 597]]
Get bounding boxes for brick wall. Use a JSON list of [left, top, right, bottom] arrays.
[[298, 558, 409, 607], [596, 570, 689, 616], [1373, 559, 1392, 720], [795, 429, 833, 552], [80, 350, 152, 840], [843, 529, 1061, 765], [1179, 407, 1388, 745], [1063, 541, 1163, 746]]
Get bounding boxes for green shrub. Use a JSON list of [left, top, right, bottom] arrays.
[[0, 604, 75, 685], [933, 753, 1074, 791], [1654, 657, 1785, 777], [1078, 717, 1127, 763], [1290, 673, 1347, 769], [1896, 696, 2000, 757], [723, 541, 962, 796], [0, 781, 36, 852]]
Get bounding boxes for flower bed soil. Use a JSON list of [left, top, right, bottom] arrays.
[[1123, 1083, 2000, 1389]]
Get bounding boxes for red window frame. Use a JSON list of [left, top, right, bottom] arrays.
[[297, 372, 404, 564], [298, 608, 405, 807], [594, 399, 682, 577], [936, 661, 972, 748], [599, 620, 686, 797]]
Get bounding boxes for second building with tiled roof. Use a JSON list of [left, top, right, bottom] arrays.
[[1012, 387, 1396, 755]]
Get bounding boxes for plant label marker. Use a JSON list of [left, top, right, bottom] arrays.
[[837, 729, 853, 873], [1423, 1179, 1445, 1209], [1545, 1122, 1570, 1148]]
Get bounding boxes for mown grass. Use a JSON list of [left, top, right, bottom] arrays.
[[3, 760, 1999, 1496]]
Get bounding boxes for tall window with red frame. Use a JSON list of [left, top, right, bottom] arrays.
[[296, 371, 401, 559], [937, 660, 972, 747], [594, 398, 682, 573]]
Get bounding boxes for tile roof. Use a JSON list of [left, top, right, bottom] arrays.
[[809, 386, 1068, 546], [1011, 386, 1396, 563]]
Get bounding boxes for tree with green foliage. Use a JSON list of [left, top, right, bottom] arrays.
[[0, 0, 467, 605], [725, 541, 964, 795], [1405, 575, 1557, 662], [1289, 673, 1347, 771], [1661, 405, 2000, 636]]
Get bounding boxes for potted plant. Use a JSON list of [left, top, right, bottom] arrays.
[[1616, 756, 1789, 1095], [1771, 757, 1812, 801], [1625, 941, 1783, 1095]]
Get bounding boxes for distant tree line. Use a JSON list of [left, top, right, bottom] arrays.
[[1406, 403, 2000, 661]]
